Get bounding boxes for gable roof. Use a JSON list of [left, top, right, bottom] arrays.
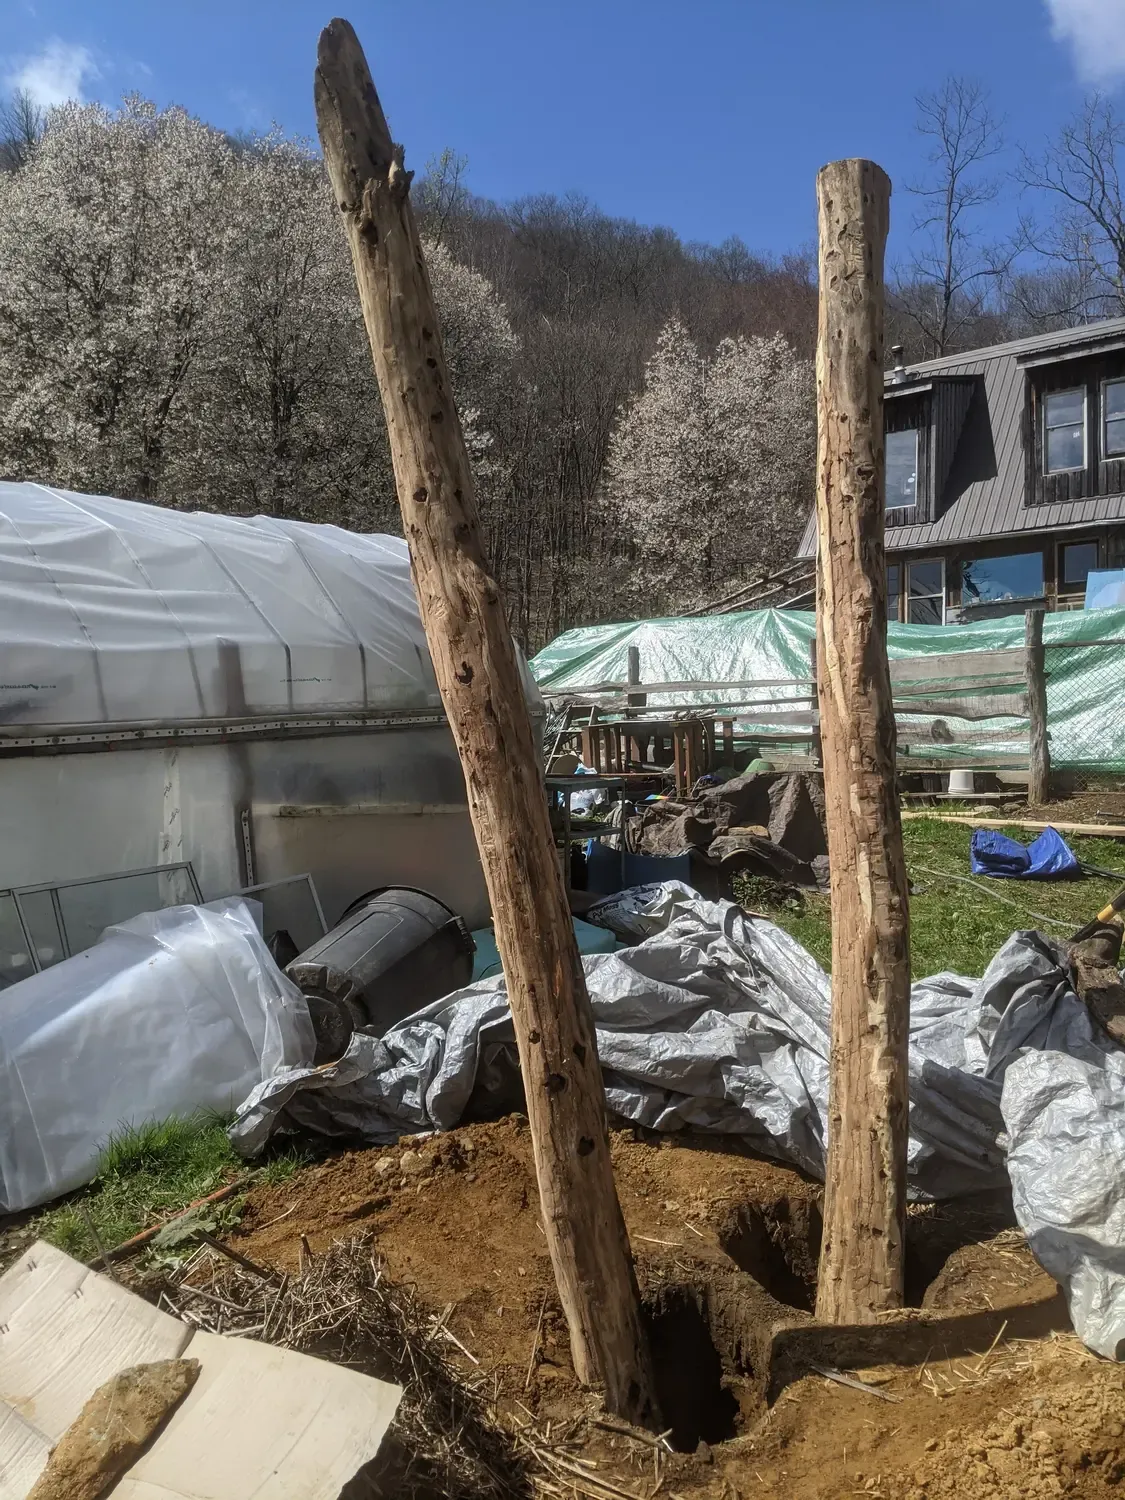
[[797, 316, 1125, 558]]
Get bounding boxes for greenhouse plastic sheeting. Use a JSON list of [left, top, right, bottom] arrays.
[[0, 482, 542, 729], [0, 898, 314, 1212], [531, 605, 1125, 771], [231, 883, 1125, 1360]]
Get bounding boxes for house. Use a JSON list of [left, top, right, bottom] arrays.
[[798, 317, 1125, 622]]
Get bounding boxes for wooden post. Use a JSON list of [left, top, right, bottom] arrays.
[[813, 159, 911, 1325], [314, 20, 658, 1426], [1026, 608, 1051, 805], [626, 645, 647, 717]]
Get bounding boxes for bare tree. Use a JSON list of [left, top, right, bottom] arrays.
[[414, 148, 469, 248], [892, 78, 1008, 358], [0, 88, 44, 171], [1020, 94, 1125, 321]]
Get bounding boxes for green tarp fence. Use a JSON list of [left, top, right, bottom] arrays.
[[530, 606, 1125, 772]]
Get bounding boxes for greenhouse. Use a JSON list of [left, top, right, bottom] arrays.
[[0, 482, 542, 983]]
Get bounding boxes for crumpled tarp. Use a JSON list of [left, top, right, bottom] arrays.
[[231, 881, 1125, 1357], [970, 826, 1080, 880]]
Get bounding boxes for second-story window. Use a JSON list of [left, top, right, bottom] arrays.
[[886, 428, 918, 508], [1104, 378, 1125, 458], [1044, 388, 1086, 473]]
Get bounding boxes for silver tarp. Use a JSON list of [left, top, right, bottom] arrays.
[[230, 883, 1125, 1359]]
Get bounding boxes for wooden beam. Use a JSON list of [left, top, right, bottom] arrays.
[[889, 649, 1025, 685], [313, 19, 658, 1427], [813, 158, 910, 1325], [1026, 608, 1051, 805], [901, 812, 1125, 838]]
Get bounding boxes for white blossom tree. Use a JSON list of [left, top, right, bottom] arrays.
[[0, 98, 519, 534], [602, 319, 814, 612], [0, 97, 232, 496]]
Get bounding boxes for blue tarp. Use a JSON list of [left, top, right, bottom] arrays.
[[970, 826, 1080, 880]]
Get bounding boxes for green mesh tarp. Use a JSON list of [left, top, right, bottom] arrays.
[[531, 606, 1125, 772]]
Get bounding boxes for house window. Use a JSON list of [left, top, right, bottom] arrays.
[[1104, 379, 1125, 458], [961, 552, 1045, 606], [906, 559, 944, 624], [1058, 540, 1099, 605], [887, 561, 902, 623], [1044, 388, 1086, 473], [886, 429, 918, 508]]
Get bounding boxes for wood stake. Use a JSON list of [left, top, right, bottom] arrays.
[[812, 159, 911, 1324], [1025, 608, 1051, 805], [313, 18, 658, 1426]]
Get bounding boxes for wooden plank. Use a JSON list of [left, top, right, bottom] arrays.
[[813, 158, 909, 1325], [314, 20, 657, 1428], [901, 812, 1125, 837], [889, 650, 1025, 685], [540, 677, 811, 697], [892, 692, 1029, 720], [895, 724, 1027, 747]]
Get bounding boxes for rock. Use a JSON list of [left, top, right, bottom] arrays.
[[695, 1440, 713, 1463], [399, 1150, 428, 1177], [27, 1358, 200, 1500], [374, 1158, 396, 1178]]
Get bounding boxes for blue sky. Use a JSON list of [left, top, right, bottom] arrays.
[[4, 0, 1125, 266]]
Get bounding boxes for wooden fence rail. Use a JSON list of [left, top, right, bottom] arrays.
[[549, 610, 1057, 787]]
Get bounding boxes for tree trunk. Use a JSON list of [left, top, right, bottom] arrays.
[[813, 158, 911, 1325], [313, 19, 658, 1427]]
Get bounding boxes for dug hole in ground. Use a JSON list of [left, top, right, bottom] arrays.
[[188, 1114, 1118, 1500]]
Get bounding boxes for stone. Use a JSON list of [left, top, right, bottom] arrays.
[[399, 1150, 428, 1177], [27, 1358, 200, 1500]]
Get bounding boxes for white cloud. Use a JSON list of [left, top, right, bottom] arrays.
[[5, 38, 98, 108]]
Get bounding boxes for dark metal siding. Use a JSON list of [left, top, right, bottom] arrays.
[[797, 317, 1125, 558]]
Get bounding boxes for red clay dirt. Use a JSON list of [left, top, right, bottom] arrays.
[[231, 1118, 1125, 1500]]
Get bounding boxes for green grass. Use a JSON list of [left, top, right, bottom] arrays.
[[734, 817, 1125, 979], [27, 1112, 308, 1264]]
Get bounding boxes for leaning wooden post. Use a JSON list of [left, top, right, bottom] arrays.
[[314, 20, 658, 1426], [1026, 608, 1051, 805], [813, 159, 911, 1324]]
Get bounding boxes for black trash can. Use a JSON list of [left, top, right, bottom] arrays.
[[287, 887, 475, 1059]]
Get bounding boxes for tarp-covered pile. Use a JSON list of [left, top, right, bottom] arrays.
[[0, 899, 314, 1213], [531, 606, 1125, 772], [233, 883, 1125, 1360]]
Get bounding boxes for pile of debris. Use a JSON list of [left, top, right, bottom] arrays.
[[628, 770, 829, 890]]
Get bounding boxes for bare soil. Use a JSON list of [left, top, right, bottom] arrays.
[[231, 1118, 1125, 1500]]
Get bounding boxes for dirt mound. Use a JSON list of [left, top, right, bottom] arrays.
[[226, 1119, 1107, 1500], [890, 1344, 1125, 1499]]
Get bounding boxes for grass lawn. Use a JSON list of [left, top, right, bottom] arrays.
[[16, 1113, 305, 1266], [734, 815, 1125, 979]]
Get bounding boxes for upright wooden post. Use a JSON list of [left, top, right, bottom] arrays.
[[1026, 608, 1051, 805], [314, 19, 658, 1426], [626, 645, 646, 716], [813, 159, 911, 1325]]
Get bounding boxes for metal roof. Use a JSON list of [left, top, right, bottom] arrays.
[[797, 317, 1125, 558]]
